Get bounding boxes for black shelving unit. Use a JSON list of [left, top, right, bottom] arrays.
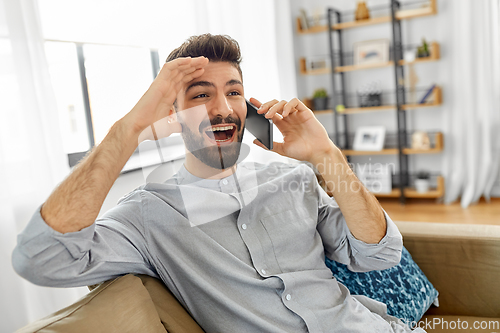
[[326, 0, 431, 204]]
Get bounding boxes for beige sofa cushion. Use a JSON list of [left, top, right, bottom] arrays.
[[397, 221, 500, 318], [17, 274, 167, 333], [136, 275, 204, 333]]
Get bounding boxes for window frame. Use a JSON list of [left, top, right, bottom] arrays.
[[48, 40, 180, 169]]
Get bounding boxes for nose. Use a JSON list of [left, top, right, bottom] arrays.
[[209, 94, 233, 119]]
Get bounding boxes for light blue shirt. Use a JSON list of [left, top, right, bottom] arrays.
[[13, 162, 418, 332]]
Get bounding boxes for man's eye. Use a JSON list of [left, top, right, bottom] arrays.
[[228, 91, 240, 96], [194, 94, 208, 99]]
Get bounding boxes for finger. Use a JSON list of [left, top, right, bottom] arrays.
[[181, 67, 205, 84], [284, 97, 310, 117], [265, 100, 287, 119], [158, 56, 207, 82], [257, 99, 279, 114], [249, 97, 262, 108], [252, 138, 284, 157]]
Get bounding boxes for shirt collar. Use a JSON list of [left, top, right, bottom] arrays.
[[175, 164, 241, 189]]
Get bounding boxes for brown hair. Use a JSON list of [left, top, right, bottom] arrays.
[[166, 34, 243, 80]]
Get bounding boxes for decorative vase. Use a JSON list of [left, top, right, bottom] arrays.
[[415, 179, 430, 193], [355, 2, 370, 21]]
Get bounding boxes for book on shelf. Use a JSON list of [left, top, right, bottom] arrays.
[[419, 84, 436, 104]]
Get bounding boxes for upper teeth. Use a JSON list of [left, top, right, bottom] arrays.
[[206, 126, 234, 132]]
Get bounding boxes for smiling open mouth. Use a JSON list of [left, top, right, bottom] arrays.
[[204, 125, 237, 143]]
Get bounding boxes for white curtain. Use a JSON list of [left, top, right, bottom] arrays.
[[0, 0, 297, 331], [0, 0, 90, 332], [444, 0, 500, 207]]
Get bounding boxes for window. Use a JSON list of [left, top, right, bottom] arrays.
[[38, 0, 198, 161], [82, 44, 153, 145], [45, 41, 90, 154]]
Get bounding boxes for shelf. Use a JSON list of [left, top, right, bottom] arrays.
[[335, 61, 393, 73], [374, 176, 445, 198], [296, 0, 437, 34], [403, 132, 443, 154], [400, 44, 440, 65], [335, 42, 440, 73], [340, 105, 396, 114], [402, 86, 443, 109], [341, 132, 444, 156], [299, 58, 330, 76], [308, 86, 442, 114], [300, 43, 439, 75]]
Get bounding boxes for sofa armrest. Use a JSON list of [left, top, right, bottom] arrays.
[[18, 274, 167, 333], [396, 221, 500, 318]]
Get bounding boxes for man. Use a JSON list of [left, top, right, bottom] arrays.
[[13, 34, 422, 332]]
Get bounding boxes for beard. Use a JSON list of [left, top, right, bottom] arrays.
[[180, 114, 245, 170]]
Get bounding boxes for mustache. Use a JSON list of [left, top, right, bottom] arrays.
[[198, 115, 242, 133]]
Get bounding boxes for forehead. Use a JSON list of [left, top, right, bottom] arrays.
[[190, 61, 242, 85]]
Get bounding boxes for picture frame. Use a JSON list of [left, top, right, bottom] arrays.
[[356, 163, 393, 194], [353, 39, 390, 66], [306, 55, 329, 71], [353, 126, 386, 151]]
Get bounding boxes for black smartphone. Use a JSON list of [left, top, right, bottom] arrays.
[[245, 100, 273, 150]]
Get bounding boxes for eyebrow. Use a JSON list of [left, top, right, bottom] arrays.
[[185, 79, 243, 94]]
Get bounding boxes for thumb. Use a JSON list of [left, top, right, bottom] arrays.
[[270, 141, 286, 156], [253, 139, 286, 156]]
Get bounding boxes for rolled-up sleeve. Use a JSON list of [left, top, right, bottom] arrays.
[[12, 191, 158, 288], [315, 181, 403, 273]]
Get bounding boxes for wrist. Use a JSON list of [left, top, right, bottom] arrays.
[[309, 142, 344, 169]]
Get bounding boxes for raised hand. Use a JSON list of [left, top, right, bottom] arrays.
[[124, 56, 209, 142], [249, 97, 339, 164]]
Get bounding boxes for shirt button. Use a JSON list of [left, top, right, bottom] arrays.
[[222, 179, 228, 185], [241, 224, 247, 230], [261, 269, 267, 275], [286, 294, 292, 301]]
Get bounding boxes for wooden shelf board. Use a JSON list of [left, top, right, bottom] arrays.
[[401, 101, 442, 110], [399, 56, 438, 66], [395, 5, 436, 20], [374, 175, 445, 199], [333, 16, 391, 30], [342, 149, 399, 156], [335, 55, 439, 73], [316, 101, 441, 115], [374, 188, 443, 198], [343, 132, 443, 155], [300, 68, 331, 76], [297, 1, 436, 34], [341, 105, 396, 114], [402, 147, 442, 154], [335, 61, 393, 73], [297, 25, 328, 34], [404, 188, 443, 198]]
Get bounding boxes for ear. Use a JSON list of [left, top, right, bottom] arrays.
[[169, 106, 176, 118]]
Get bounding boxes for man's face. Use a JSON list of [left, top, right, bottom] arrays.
[[175, 61, 246, 170]]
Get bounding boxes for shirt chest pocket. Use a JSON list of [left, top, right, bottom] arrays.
[[259, 210, 318, 271]]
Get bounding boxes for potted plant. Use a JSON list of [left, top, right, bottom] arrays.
[[416, 38, 430, 58], [313, 88, 329, 111], [415, 171, 431, 193]]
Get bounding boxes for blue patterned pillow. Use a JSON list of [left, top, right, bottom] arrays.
[[325, 246, 438, 323]]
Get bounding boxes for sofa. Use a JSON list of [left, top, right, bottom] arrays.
[[16, 221, 500, 333]]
